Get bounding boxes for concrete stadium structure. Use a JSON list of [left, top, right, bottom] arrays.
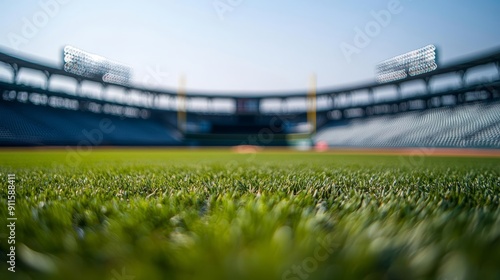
[[1, 47, 499, 147]]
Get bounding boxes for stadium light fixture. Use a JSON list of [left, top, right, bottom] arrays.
[[62, 45, 132, 85], [376, 45, 438, 83]]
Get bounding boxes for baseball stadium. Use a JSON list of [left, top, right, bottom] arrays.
[[1, 1, 499, 280]]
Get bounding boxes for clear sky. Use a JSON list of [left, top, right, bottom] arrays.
[[1, 0, 500, 93]]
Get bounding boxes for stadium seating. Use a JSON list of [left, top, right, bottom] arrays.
[[0, 101, 182, 146], [315, 101, 500, 148], [2, 99, 499, 148]]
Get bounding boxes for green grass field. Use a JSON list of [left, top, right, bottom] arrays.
[[0, 150, 499, 280]]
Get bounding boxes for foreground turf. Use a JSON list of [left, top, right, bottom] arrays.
[[0, 150, 499, 280]]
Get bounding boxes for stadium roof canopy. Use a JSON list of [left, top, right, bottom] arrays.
[[1, 46, 500, 99]]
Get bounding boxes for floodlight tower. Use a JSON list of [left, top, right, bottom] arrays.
[[376, 45, 438, 83], [62, 46, 132, 85]]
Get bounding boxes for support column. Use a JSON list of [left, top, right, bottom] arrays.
[[457, 70, 466, 87], [307, 74, 317, 134], [149, 92, 155, 108], [330, 94, 336, 109], [281, 98, 287, 113], [44, 71, 51, 90], [11, 63, 19, 84], [177, 75, 186, 132], [395, 83, 402, 100], [76, 79, 82, 96], [208, 97, 213, 113], [424, 77, 431, 96], [165, 95, 172, 110], [100, 83, 107, 100], [426, 98, 432, 109], [347, 92, 352, 107], [151, 93, 158, 108], [368, 88, 374, 104], [486, 85, 495, 100]]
